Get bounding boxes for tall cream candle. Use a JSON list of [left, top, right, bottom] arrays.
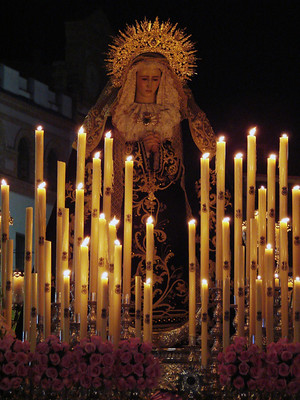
[[265, 244, 274, 344], [201, 279, 209, 367], [246, 127, 256, 282], [255, 276, 263, 348], [103, 132, 113, 221], [98, 213, 108, 274], [73, 183, 84, 315], [201, 153, 210, 283], [113, 240, 122, 346], [80, 237, 89, 339], [76, 126, 86, 187], [30, 272, 37, 352], [216, 137, 226, 283], [23, 207, 33, 340], [62, 269, 70, 343], [135, 276, 142, 340], [146, 216, 154, 330], [249, 218, 258, 341], [143, 278, 151, 343], [6, 239, 13, 330], [223, 276, 230, 351], [123, 156, 133, 301], [1, 179, 10, 306], [97, 271, 108, 339], [234, 153, 243, 298], [37, 182, 46, 321], [267, 155, 276, 249], [56, 161, 66, 295], [61, 208, 69, 311], [108, 217, 118, 338], [292, 186, 300, 278], [222, 217, 230, 280], [188, 219, 196, 343], [294, 277, 300, 343], [279, 134, 288, 220], [44, 240, 52, 338], [280, 218, 289, 338]]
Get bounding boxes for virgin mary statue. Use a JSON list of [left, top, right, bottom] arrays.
[[66, 18, 216, 331]]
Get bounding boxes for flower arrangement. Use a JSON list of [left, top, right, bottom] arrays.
[[0, 335, 31, 392], [30, 334, 74, 392], [72, 335, 115, 391], [114, 338, 161, 393]]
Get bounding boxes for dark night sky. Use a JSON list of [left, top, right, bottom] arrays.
[[1, 0, 299, 175]]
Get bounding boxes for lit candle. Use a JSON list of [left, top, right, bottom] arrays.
[[279, 134, 288, 220], [188, 219, 196, 343], [143, 278, 151, 343], [249, 218, 258, 341], [98, 213, 108, 274], [267, 154, 276, 249], [6, 239, 13, 330], [80, 237, 89, 339], [35, 126, 44, 187], [90, 151, 101, 296], [201, 153, 210, 283], [23, 207, 33, 340], [201, 279, 209, 367], [103, 131, 113, 221], [37, 182, 46, 321], [30, 272, 37, 352], [62, 269, 70, 343], [73, 183, 84, 315], [1, 179, 10, 305], [280, 218, 289, 338], [44, 240, 52, 338], [246, 127, 256, 282], [56, 161, 66, 295], [292, 186, 300, 278], [123, 155, 133, 301], [135, 276, 142, 339], [222, 217, 230, 280], [294, 277, 300, 343], [97, 271, 108, 340], [223, 276, 230, 351], [274, 273, 279, 288], [146, 216, 154, 330], [258, 186, 267, 322], [255, 276, 262, 348], [265, 244, 274, 344], [234, 153, 243, 298], [76, 126, 86, 187], [113, 240, 122, 346], [108, 217, 118, 338], [216, 137, 226, 283]]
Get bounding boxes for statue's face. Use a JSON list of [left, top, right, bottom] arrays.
[[135, 66, 161, 103]]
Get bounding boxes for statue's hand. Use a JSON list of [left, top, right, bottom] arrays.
[[143, 132, 160, 153]]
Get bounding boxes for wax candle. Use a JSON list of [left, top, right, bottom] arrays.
[[123, 156, 133, 301], [188, 219, 196, 343], [246, 127, 256, 282], [258, 187, 267, 276], [249, 218, 258, 341], [222, 217, 230, 280], [267, 155, 276, 249], [1, 179, 10, 305], [30, 272, 37, 352], [23, 207, 33, 340], [97, 271, 108, 340], [44, 240, 52, 338], [265, 244, 274, 344], [37, 182, 46, 320], [292, 186, 300, 278], [108, 217, 118, 337], [56, 161, 66, 295], [6, 239, 13, 329], [74, 183, 84, 315], [216, 137, 226, 283], [103, 131, 113, 221], [62, 269, 70, 343], [234, 153, 243, 298], [294, 277, 300, 343], [201, 153, 210, 283], [76, 126, 86, 187], [113, 240, 122, 345], [201, 279, 209, 367], [255, 276, 262, 348], [279, 134, 288, 220], [98, 213, 108, 273], [80, 237, 89, 339], [223, 276, 230, 351], [90, 152, 101, 295], [143, 278, 151, 343], [280, 218, 289, 338], [135, 276, 142, 339]]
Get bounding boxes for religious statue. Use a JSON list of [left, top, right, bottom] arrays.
[[66, 18, 216, 332]]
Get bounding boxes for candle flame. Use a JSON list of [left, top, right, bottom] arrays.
[[257, 275, 261, 280], [77, 183, 84, 190], [281, 218, 289, 223], [235, 153, 243, 159], [81, 237, 90, 247], [102, 272, 108, 279], [1, 179, 7, 186], [146, 278, 151, 285], [274, 273, 279, 279], [94, 151, 100, 159], [99, 213, 105, 219], [269, 154, 276, 160], [202, 153, 210, 159], [202, 279, 208, 285], [293, 185, 300, 191], [126, 155, 133, 162], [114, 239, 120, 246], [105, 131, 112, 138], [110, 216, 119, 226], [260, 186, 265, 190], [63, 269, 71, 278], [189, 219, 196, 225], [78, 126, 85, 135], [223, 217, 230, 223], [218, 136, 225, 142], [296, 277, 300, 282], [36, 125, 43, 131], [147, 216, 154, 224], [249, 127, 256, 136], [281, 133, 288, 138], [38, 182, 46, 189], [266, 243, 272, 250]]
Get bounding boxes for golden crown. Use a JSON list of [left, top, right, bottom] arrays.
[[106, 17, 197, 87]]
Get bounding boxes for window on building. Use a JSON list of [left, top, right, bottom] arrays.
[[15, 233, 25, 271], [17, 137, 30, 181]]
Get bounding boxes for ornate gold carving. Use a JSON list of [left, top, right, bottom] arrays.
[[106, 18, 197, 87]]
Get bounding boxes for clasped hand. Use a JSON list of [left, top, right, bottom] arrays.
[[143, 132, 160, 153]]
